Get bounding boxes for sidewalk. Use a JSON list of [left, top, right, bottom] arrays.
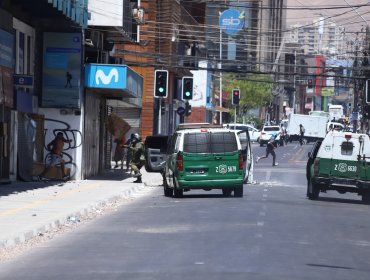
[[0, 168, 162, 248]]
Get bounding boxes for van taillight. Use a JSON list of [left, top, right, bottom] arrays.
[[313, 158, 320, 176], [177, 153, 183, 171], [238, 152, 244, 169]]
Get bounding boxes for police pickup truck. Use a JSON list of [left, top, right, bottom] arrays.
[[307, 131, 370, 203]]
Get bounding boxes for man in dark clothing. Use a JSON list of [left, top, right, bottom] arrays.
[[299, 124, 305, 146], [255, 133, 278, 166]]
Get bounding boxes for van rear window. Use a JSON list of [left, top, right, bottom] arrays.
[[183, 132, 238, 153], [341, 141, 354, 155]]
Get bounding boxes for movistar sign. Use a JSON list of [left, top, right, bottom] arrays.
[[219, 9, 245, 36]]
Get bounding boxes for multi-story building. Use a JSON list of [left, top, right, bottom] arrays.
[[287, 18, 346, 58], [188, 0, 287, 124], [0, 0, 89, 182]]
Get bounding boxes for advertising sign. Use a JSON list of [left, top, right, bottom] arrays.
[[42, 32, 81, 108], [219, 9, 245, 36], [0, 29, 14, 68]]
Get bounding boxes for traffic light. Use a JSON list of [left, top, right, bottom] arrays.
[[366, 79, 370, 104], [364, 104, 370, 119], [182, 77, 193, 100], [307, 78, 313, 89], [154, 70, 168, 98], [185, 101, 192, 116], [232, 89, 240, 105]]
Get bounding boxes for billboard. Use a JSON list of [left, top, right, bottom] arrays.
[[42, 32, 81, 108]]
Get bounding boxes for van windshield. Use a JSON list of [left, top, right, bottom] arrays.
[[183, 132, 238, 153]]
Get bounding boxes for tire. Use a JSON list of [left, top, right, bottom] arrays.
[[163, 179, 173, 197], [222, 189, 232, 197], [361, 191, 370, 204], [173, 187, 183, 198], [307, 179, 319, 200], [234, 185, 243, 197]]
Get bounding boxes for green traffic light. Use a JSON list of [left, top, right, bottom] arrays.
[[159, 87, 164, 93], [185, 91, 190, 96]]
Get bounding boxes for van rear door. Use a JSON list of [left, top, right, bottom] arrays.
[[144, 135, 168, 172], [327, 135, 361, 179], [237, 130, 253, 183]]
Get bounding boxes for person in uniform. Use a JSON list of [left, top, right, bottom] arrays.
[[129, 133, 145, 183]]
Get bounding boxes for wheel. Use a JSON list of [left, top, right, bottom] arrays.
[[173, 187, 183, 198], [234, 185, 243, 197], [222, 189, 232, 197], [163, 178, 173, 197], [361, 191, 370, 204], [307, 179, 319, 200]]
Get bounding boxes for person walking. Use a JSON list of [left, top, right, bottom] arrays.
[[255, 133, 278, 166], [39, 132, 72, 180], [299, 124, 305, 146], [129, 133, 145, 183]]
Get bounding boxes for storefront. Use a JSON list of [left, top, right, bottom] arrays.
[[83, 63, 143, 179]]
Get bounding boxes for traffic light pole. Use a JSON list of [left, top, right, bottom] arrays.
[[158, 98, 162, 134], [219, 27, 223, 124]]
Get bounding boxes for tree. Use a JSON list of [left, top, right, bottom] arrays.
[[223, 74, 273, 108], [223, 74, 273, 122]]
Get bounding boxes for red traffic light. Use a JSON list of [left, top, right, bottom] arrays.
[[232, 89, 240, 105]]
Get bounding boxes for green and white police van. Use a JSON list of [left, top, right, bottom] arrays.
[[307, 130, 370, 203], [144, 124, 253, 198]]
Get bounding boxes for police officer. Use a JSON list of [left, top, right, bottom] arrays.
[[130, 133, 145, 183]]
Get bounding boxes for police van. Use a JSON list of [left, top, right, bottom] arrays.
[[307, 131, 370, 203], [144, 123, 253, 198]]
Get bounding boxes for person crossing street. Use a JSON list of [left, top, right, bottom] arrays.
[[255, 133, 278, 166]]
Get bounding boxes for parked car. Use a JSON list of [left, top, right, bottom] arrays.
[[223, 123, 261, 142], [259, 125, 280, 146], [307, 131, 370, 203], [145, 123, 253, 197]]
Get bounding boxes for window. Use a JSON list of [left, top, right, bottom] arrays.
[[183, 132, 238, 153], [184, 133, 210, 153], [341, 141, 354, 156], [211, 132, 238, 153]]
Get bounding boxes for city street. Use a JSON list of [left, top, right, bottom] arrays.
[[0, 142, 369, 279]]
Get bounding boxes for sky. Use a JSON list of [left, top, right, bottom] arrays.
[[286, 0, 370, 33]]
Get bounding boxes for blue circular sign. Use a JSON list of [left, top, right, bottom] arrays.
[[219, 9, 245, 36], [177, 107, 186, 116]]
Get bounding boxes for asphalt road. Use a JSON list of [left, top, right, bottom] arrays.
[[0, 142, 369, 280]]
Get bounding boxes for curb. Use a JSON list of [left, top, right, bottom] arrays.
[[0, 183, 148, 248]]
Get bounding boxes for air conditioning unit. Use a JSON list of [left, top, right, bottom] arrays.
[[132, 8, 144, 24]]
